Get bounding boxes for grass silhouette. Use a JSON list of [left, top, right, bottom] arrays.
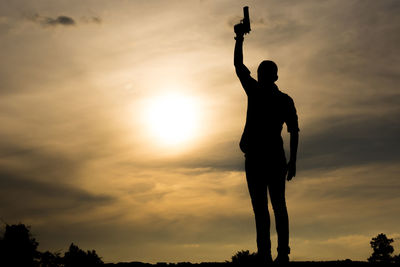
[[2, 224, 399, 266]]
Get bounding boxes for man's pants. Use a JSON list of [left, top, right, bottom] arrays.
[[245, 153, 290, 258]]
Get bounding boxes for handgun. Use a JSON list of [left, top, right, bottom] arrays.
[[234, 6, 251, 35]]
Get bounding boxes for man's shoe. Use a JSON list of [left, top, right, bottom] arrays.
[[257, 253, 273, 264], [274, 254, 289, 264]]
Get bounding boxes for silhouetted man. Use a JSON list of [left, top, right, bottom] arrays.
[[234, 25, 299, 264]]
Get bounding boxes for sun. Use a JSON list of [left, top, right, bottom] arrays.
[[144, 93, 200, 146]]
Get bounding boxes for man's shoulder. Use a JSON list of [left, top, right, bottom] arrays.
[[276, 88, 294, 103]]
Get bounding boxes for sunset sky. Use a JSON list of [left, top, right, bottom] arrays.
[[1, 0, 400, 263]]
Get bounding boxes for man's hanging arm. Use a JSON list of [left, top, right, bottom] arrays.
[[287, 131, 298, 181], [286, 97, 299, 181]]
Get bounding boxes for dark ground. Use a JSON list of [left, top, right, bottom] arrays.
[[104, 261, 398, 267]]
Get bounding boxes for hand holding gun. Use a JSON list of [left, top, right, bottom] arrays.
[[234, 6, 251, 38]]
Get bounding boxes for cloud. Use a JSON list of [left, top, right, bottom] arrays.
[[28, 14, 75, 26], [81, 16, 102, 24], [0, 172, 115, 219], [0, 138, 116, 222], [28, 14, 102, 27], [288, 163, 400, 238], [45, 15, 75, 26], [299, 110, 400, 172], [0, 141, 85, 183]]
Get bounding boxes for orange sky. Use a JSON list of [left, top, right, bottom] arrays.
[[1, 0, 400, 263]]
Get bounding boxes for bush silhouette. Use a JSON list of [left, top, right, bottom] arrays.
[[231, 250, 258, 264], [368, 233, 394, 263], [63, 243, 103, 267], [0, 223, 105, 266], [39, 250, 63, 267], [0, 223, 40, 266]]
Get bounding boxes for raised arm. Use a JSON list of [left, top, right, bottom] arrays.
[[234, 6, 250, 68], [234, 34, 244, 67], [233, 29, 256, 92]]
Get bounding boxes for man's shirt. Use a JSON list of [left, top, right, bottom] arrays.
[[236, 64, 299, 155]]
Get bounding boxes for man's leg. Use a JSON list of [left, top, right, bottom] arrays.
[[245, 155, 272, 263], [269, 169, 290, 261]]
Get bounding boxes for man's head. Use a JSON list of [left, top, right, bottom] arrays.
[[257, 60, 278, 85]]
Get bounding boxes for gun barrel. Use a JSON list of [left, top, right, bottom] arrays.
[[243, 6, 251, 34], [243, 6, 249, 20]]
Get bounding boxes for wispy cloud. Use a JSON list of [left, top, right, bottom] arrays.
[[45, 15, 75, 26], [29, 14, 75, 26], [81, 16, 102, 24], [27, 14, 102, 27]]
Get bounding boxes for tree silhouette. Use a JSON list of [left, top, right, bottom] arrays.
[[0, 223, 105, 266], [368, 233, 394, 263], [393, 254, 400, 264], [0, 223, 40, 266], [63, 243, 103, 267]]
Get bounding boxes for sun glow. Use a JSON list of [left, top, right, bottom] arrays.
[[145, 93, 200, 146]]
